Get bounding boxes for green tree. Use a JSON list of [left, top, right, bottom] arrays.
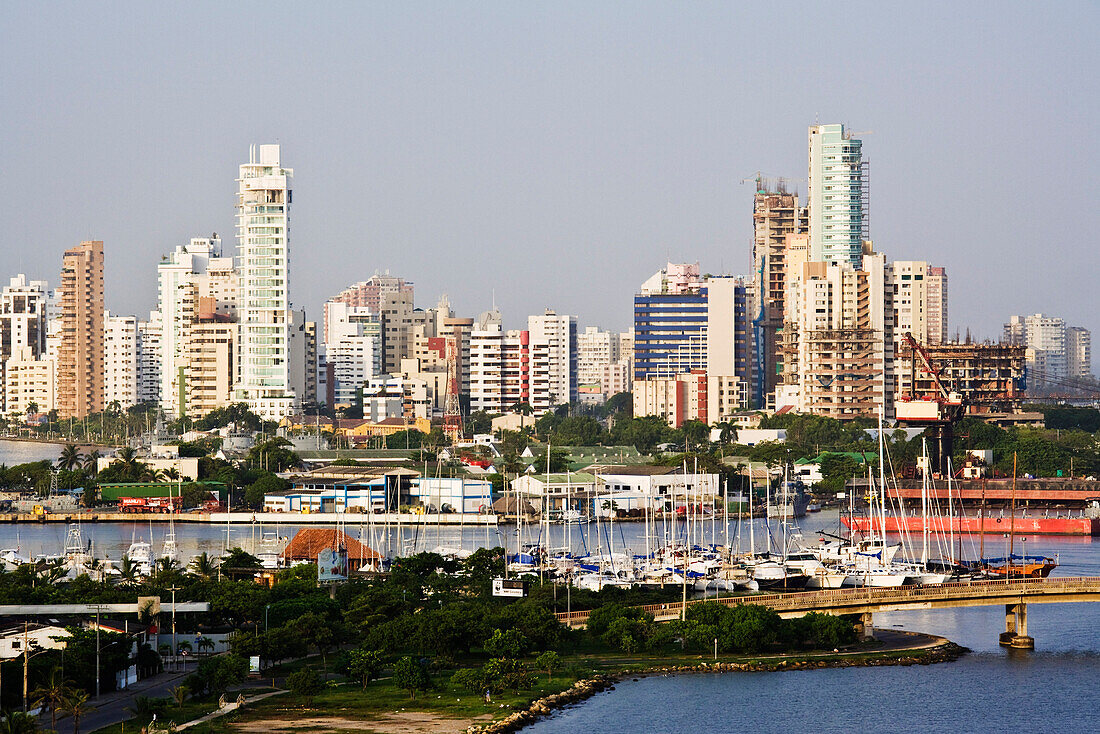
[[534, 650, 561, 680], [31, 667, 72, 732], [185, 654, 247, 698], [57, 444, 83, 472], [483, 628, 529, 658], [449, 667, 486, 693], [0, 710, 39, 734], [818, 453, 861, 493], [286, 666, 324, 708], [483, 657, 533, 694], [294, 612, 336, 674], [221, 547, 262, 571], [247, 437, 300, 473], [680, 420, 710, 451], [188, 552, 218, 580], [346, 649, 384, 689], [531, 447, 571, 473], [169, 684, 189, 709], [244, 473, 288, 509], [60, 689, 94, 734], [393, 656, 432, 699]]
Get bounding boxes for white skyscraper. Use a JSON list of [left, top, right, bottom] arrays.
[[527, 309, 577, 406], [808, 124, 867, 267], [1004, 314, 1067, 385], [576, 327, 619, 387], [137, 312, 162, 406], [233, 144, 297, 419], [1066, 327, 1092, 380], [103, 312, 139, 409], [157, 236, 237, 416]]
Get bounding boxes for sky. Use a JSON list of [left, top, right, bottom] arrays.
[[1, 1, 1097, 341]]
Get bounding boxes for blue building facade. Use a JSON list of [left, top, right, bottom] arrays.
[[633, 290, 708, 381]]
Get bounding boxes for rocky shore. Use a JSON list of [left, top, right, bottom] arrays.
[[466, 640, 967, 733]]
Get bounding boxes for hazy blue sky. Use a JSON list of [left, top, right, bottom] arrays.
[[2, 2, 1097, 341]]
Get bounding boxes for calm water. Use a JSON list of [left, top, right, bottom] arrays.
[[523, 521, 1100, 734], [0, 439, 70, 466], [6, 440, 1100, 732]]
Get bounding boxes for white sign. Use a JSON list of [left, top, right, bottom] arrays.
[[492, 577, 526, 598]]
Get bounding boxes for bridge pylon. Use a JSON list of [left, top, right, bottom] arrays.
[[999, 602, 1034, 649]]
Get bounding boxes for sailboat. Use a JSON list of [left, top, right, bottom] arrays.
[[975, 453, 1057, 579], [161, 481, 180, 566]]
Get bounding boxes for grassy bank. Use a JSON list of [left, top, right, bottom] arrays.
[[92, 634, 962, 734]]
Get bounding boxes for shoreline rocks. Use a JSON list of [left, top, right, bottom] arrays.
[[466, 641, 967, 733]]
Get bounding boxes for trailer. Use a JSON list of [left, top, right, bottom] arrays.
[[118, 496, 183, 513]]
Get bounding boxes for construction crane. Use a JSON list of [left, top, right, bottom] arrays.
[[442, 334, 463, 443], [895, 332, 965, 477]]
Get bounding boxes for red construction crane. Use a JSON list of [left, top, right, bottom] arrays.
[[895, 332, 965, 476]]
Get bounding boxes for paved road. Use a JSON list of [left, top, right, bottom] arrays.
[[78, 662, 198, 733]]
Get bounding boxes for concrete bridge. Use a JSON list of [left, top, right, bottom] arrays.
[[555, 576, 1100, 649]]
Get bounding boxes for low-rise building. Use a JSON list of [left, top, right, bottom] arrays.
[[0, 623, 70, 660]]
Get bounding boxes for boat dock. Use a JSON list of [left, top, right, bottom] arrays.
[[0, 511, 500, 525]]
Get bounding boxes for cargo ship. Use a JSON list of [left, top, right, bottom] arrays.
[[841, 514, 1100, 537]]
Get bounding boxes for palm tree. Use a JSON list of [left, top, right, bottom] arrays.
[[60, 689, 94, 734], [188, 552, 217, 580], [31, 667, 72, 732], [58, 444, 83, 472], [118, 555, 138, 586], [0, 710, 39, 734], [196, 637, 214, 656], [163, 467, 181, 482], [82, 450, 101, 473], [36, 559, 67, 585], [169, 684, 189, 709]]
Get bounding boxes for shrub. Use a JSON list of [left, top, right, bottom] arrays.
[[287, 666, 324, 707], [450, 667, 486, 694]]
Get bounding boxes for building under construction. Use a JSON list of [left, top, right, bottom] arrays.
[[751, 180, 807, 407], [777, 250, 894, 420], [896, 341, 1027, 414]]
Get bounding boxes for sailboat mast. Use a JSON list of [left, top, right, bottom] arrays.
[[921, 438, 929, 565], [748, 466, 755, 556], [1009, 452, 1018, 566], [877, 410, 887, 543]]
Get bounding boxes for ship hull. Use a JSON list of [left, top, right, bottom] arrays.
[[841, 515, 1099, 536]]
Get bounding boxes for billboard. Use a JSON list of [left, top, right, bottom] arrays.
[[318, 547, 348, 582], [492, 577, 527, 598]]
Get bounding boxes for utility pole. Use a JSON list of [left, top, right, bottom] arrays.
[[94, 606, 101, 699], [167, 586, 181, 672], [21, 622, 27, 712]]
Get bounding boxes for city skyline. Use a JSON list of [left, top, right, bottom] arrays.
[[2, 3, 1097, 341]]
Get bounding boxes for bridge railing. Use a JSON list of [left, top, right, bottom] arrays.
[[553, 576, 1100, 626]]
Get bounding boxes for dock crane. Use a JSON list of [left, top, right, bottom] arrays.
[[895, 332, 965, 477]]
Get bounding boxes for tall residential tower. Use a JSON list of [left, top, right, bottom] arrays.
[[233, 144, 297, 419], [57, 240, 104, 418], [808, 124, 867, 267]]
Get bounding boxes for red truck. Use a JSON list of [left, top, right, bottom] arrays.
[[118, 496, 183, 513]]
